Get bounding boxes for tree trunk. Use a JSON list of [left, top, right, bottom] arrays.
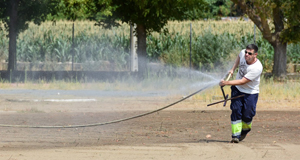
[[8, 0, 19, 73], [272, 42, 287, 80], [136, 24, 147, 78]]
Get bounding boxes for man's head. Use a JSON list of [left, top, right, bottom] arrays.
[[245, 44, 258, 64], [246, 44, 258, 53]]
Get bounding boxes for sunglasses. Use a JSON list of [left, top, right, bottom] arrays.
[[245, 51, 254, 55]]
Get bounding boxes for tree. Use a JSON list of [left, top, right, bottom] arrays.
[[93, 0, 207, 75], [231, 0, 300, 79], [51, 0, 97, 20], [0, 0, 53, 73], [205, 0, 234, 18]]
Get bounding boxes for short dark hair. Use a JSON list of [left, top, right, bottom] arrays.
[[246, 44, 258, 53]]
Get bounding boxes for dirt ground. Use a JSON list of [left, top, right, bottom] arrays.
[[0, 90, 299, 160]]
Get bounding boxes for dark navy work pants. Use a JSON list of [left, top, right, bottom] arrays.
[[230, 85, 259, 139]]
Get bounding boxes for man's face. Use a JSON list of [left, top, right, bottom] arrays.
[[245, 49, 257, 64]]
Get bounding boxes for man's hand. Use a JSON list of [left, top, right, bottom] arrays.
[[229, 70, 234, 76], [219, 79, 226, 87]]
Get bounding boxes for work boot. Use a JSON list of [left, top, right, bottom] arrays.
[[231, 138, 239, 143], [239, 134, 247, 141]]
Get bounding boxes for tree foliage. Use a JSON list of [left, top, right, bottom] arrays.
[[49, 0, 113, 21], [50, 0, 90, 20], [93, 0, 207, 34], [205, 0, 232, 18], [0, 0, 53, 33], [277, 0, 300, 43], [231, 0, 300, 44]]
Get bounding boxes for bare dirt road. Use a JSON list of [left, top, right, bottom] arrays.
[[0, 89, 299, 160]]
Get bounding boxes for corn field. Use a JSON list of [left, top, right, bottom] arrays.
[[0, 20, 299, 72]]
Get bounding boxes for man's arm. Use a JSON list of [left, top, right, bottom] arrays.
[[229, 55, 240, 75], [219, 77, 250, 87]]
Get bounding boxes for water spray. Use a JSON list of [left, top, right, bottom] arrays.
[[0, 68, 229, 128], [0, 81, 217, 128]]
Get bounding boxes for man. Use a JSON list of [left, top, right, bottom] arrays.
[[219, 44, 263, 143]]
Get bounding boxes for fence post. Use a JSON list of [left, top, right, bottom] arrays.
[[72, 22, 75, 71], [190, 23, 192, 77], [130, 24, 138, 72]]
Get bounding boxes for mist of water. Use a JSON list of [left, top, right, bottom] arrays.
[[117, 62, 234, 97]]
